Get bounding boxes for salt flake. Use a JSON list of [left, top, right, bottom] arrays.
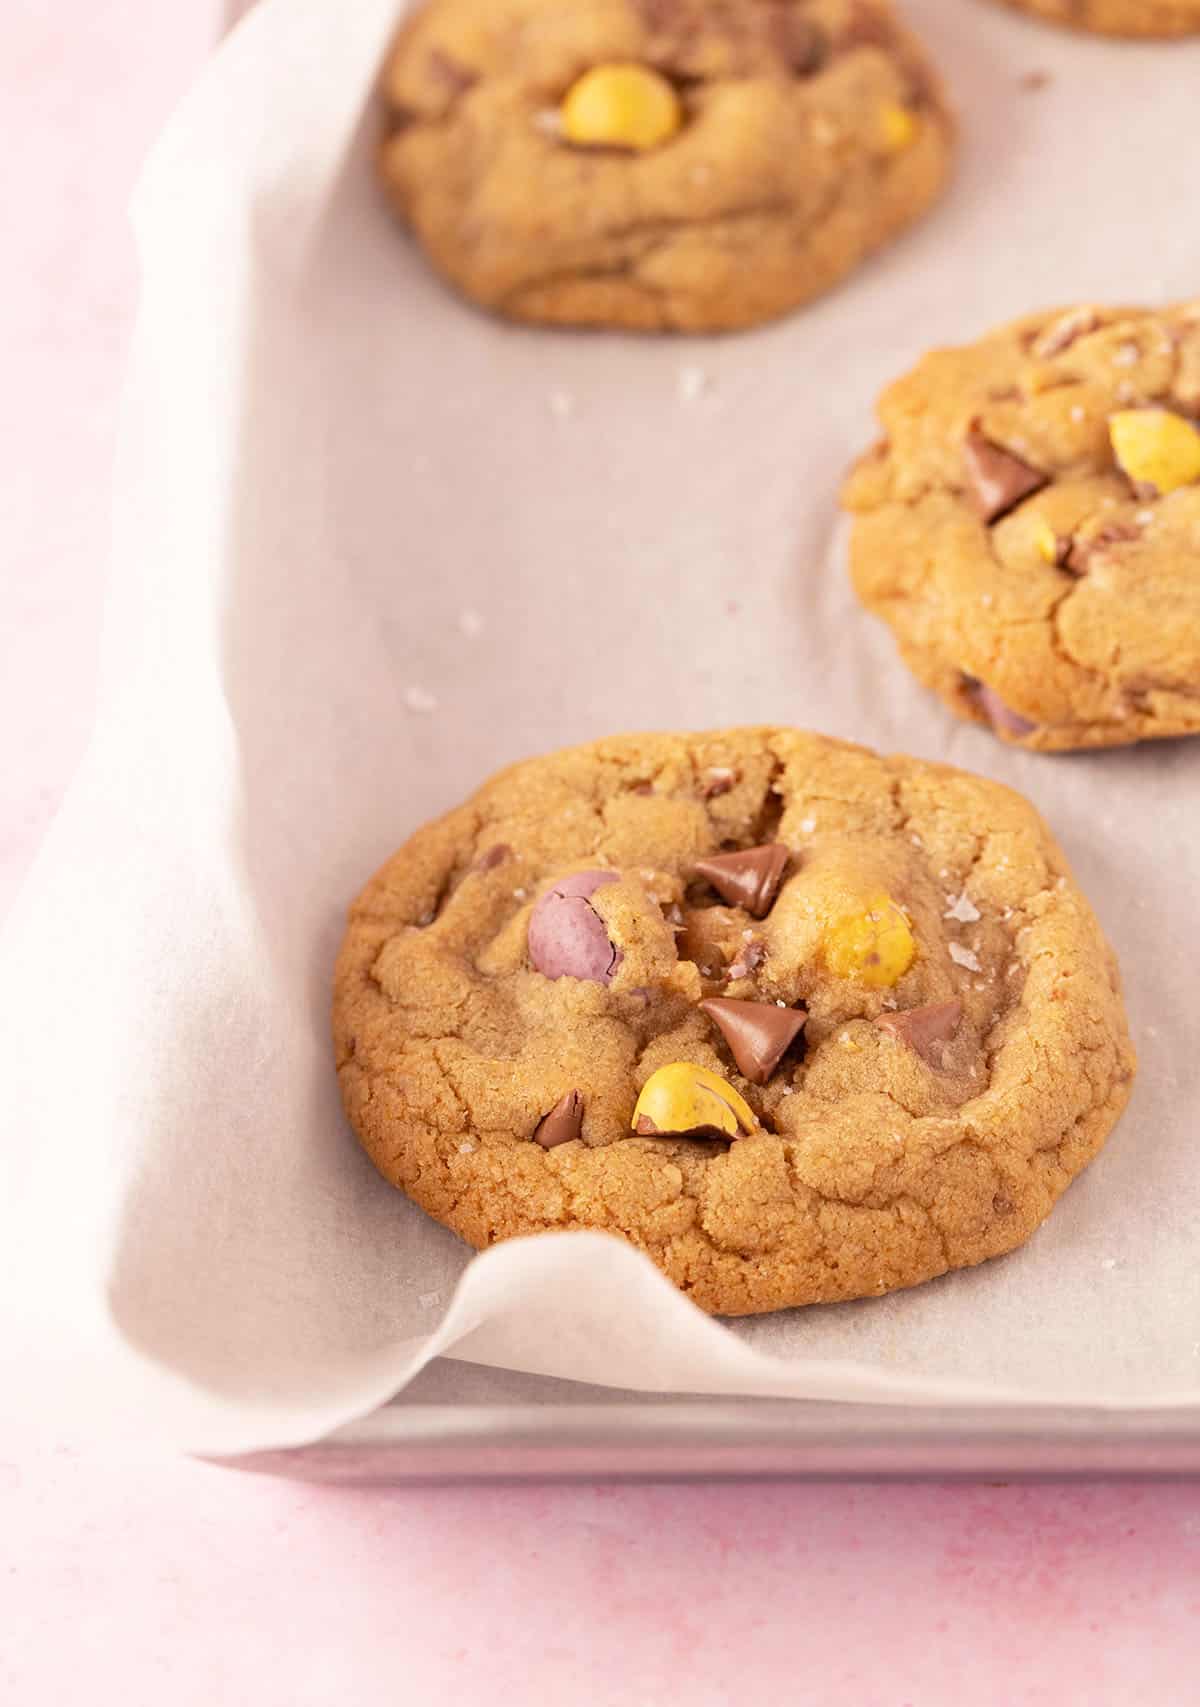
[[944, 892, 981, 923], [949, 942, 982, 972]]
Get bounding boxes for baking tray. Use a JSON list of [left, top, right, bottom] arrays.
[[203, 1, 1200, 1485], [218, 1361, 1200, 1482]]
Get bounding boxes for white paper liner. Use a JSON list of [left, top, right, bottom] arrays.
[[2, 0, 1199, 1455]]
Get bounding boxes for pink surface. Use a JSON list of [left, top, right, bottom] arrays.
[[3, 3, 1199, 1699]]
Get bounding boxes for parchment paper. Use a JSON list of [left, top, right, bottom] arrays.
[[2, 0, 1198, 1456]]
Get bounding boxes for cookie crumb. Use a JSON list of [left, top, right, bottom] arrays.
[[404, 685, 438, 714], [677, 365, 710, 404]]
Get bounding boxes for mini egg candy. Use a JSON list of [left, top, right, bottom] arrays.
[[560, 64, 681, 152], [823, 892, 916, 988], [631, 1062, 757, 1141], [527, 870, 622, 983]]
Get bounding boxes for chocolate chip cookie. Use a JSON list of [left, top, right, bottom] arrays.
[[333, 729, 1134, 1316], [994, 0, 1200, 36], [378, 0, 954, 332], [843, 301, 1200, 751]]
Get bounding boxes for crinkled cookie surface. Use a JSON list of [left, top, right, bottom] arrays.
[[378, 0, 953, 331], [843, 302, 1200, 751], [334, 729, 1135, 1315], [994, 0, 1200, 37]]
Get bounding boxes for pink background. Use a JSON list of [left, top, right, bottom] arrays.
[[4, 3, 1199, 1698]]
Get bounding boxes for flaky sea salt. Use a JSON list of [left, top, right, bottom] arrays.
[[458, 1141, 475, 1155], [404, 685, 437, 714], [799, 817, 816, 834], [944, 892, 981, 923], [949, 942, 982, 972], [512, 887, 528, 901]]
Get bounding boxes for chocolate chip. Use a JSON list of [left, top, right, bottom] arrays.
[[692, 844, 789, 918], [1065, 521, 1140, 575], [534, 1090, 584, 1148], [427, 47, 476, 96], [700, 997, 806, 1085], [875, 999, 962, 1065], [476, 843, 512, 872], [633, 0, 680, 31], [963, 423, 1049, 522], [834, 2, 895, 52], [769, 6, 823, 73]]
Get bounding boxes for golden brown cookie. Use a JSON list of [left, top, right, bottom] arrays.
[[842, 301, 1200, 751], [333, 729, 1135, 1316], [992, 0, 1200, 37], [378, 0, 954, 332]]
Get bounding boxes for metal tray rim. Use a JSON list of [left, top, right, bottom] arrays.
[[214, 1398, 1200, 1484]]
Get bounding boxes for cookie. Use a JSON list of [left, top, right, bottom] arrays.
[[992, 0, 1200, 37], [378, 0, 954, 332], [842, 301, 1200, 751], [333, 729, 1135, 1316]]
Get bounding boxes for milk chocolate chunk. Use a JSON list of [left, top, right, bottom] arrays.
[[875, 999, 963, 1064], [963, 423, 1048, 522], [692, 844, 789, 917], [700, 997, 807, 1084], [533, 1089, 584, 1148]]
